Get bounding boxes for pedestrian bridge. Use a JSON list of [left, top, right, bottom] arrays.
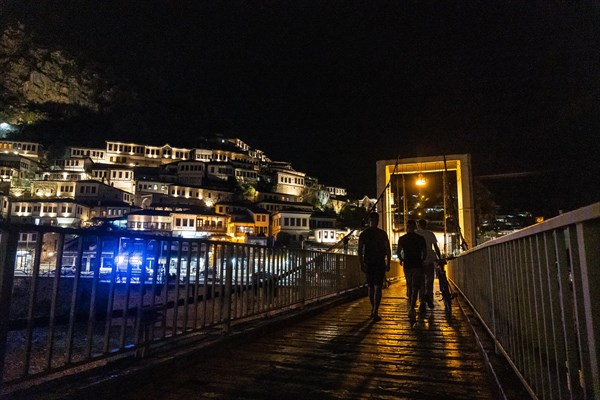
[[0, 203, 598, 399]]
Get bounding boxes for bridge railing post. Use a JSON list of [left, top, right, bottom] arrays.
[[300, 250, 307, 307], [0, 226, 18, 387], [222, 244, 233, 333]]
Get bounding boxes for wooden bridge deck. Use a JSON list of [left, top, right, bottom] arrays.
[[110, 281, 497, 400]]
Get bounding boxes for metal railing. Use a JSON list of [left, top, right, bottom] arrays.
[[447, 203, 600, 400], [0, 223, 367, 393]]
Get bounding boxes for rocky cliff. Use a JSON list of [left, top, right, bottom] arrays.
[[0, 22, 129, 127]]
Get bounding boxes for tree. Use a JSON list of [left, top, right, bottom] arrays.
[[301, 182, 331, 211], [338, 203, 368, 229], [275, 232, 291, 248], [232, 179, 257, 201]]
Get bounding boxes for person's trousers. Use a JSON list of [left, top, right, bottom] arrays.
[[421, 262, 435, 304], [404, 267, 423, 309]]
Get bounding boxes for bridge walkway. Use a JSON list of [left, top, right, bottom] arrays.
[[106, 280, 497, 400]]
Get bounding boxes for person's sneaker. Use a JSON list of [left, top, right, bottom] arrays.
[[427, 299, 435, 309], [373, 314, 382, 322], [418, 303, 427, 313], [408, 308, 416, 322]]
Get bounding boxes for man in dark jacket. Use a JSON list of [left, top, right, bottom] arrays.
[[358, 212, 391, 322], [397, 219, 427, 322]]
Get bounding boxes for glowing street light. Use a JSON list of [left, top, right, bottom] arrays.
[[416, 173, 426, 186]]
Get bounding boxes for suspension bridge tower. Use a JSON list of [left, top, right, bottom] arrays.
[[376, 154, 476, 254]]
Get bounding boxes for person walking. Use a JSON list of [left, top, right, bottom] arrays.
[[397, 219, 427, 322], [358, 212, 391, 322], [416, 219, 443, 310]]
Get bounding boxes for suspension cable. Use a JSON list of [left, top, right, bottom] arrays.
[[443, 155, 468, 252], [325, 155, 401, 253]]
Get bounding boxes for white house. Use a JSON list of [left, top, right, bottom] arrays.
[[271, 208, 312, 245], [9, 199, 91, 227]]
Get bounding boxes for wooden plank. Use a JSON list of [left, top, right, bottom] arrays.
[[116, 280, 496, 399]]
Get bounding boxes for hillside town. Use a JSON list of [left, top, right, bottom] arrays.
[[0, 136, 370, 249]]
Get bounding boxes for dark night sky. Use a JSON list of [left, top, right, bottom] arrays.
[[6, 1, 600, 215]]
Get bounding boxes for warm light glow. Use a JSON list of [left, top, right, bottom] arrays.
[[416, 173, 426, 186]]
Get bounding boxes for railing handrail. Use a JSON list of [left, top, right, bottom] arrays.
[[449, 201, 600, 400], [0, 223, 382, 395], [466, 202, 600, 251]]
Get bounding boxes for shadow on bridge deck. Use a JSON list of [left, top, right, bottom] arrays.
[[94, 280, 497, 400]]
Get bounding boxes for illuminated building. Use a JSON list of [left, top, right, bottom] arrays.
[[376, 154, 476, 253]]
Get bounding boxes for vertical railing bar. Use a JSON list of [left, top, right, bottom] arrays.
[[201, 243, 209, 328], [218, 243, 226, 322], [22, 230, 44, 377], [301, 250, 307, 307], [531, 234, 547, 393], [553, 229, 574, 400], [102, 242, 118, 354], [544, 230, 563, 399], [565, 225, 585, 399], [85, 235, 103, 359], [515, 239, 527, 377], [232, 245, 239, 319], [192, 241, 201, 330], [240, 245, 245, 318], [119, 242, 134, 349], [533, 234, 549, 399], [182, 240, 192, 333], [222, 244, 233, 332], [516, 239, 527, 380], [251, 247, 259, 315], [272, 248, 279, 309], [504, 242, 516, 361], [209, 243, 218, 323], [66, 234, 84, 364], [510, 240, 519, 365], [240, 245, 246, 318], [496, 245, 506, 350], [289, 249, 295, 305], [0, 226, 19, 385], [487, 247, 496, 343], [262, 247, 268, 312], [521, 237, 533, 388], [147, 239, 160, 344], [575, 220, 600, 399], [160, 239, 172, 339], [527, 236, 540, 392], [257, 247, 264, 313], [524, 237, 535, 384], [45, 232, 65, 371], [496, 245, 507, 352], [537, 233, 553, 400], [270, 247, 275, 309], [172, 240, 182, 336], [133, 238, 149, 348], [536, 233, 549, 398], [216, 242, 222, 323]]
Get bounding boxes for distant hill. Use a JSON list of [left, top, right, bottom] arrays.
[[0, 13, 233, 148]]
